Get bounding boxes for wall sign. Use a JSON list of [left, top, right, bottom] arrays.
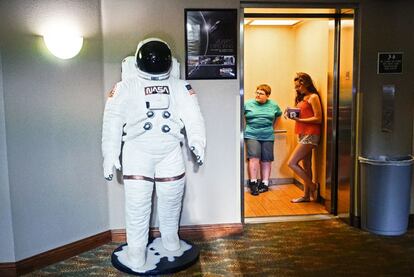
[[377, 52, 403, 74], [185, 9, 237, 80]]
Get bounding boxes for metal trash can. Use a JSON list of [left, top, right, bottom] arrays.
[[359, 155, 414, 236]]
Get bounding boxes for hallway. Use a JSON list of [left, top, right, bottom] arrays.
[[29, 219, 414, 276]]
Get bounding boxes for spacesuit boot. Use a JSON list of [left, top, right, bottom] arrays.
[[162, 233, 180, 251], [156, 178, 185, 251], [127, 245, 147, 268]]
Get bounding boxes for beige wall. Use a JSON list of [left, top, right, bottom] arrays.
[[244, 25, 296, 181], [294, 20, 330, 197]]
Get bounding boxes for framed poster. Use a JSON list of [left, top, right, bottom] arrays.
[[185, 9, 237, 80]]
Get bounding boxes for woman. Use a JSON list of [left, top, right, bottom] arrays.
[[286, 73, 322, 203], [244, 84, 282, 195]]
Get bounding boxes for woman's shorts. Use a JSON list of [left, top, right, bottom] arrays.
[[245, 139, 274, 162], [297, 134, 320, 146]]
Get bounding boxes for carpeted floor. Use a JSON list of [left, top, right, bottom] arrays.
[[27, 219, 414, 276]]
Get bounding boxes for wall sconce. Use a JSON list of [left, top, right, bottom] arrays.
[[43, 31, 83, 59]]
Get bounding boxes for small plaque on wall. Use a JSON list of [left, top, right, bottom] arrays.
[[377, 52, 403, 74]]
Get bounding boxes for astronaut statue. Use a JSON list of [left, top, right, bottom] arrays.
[[102, 38, 206, 269]]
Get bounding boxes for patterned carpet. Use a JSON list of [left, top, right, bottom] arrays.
[[27, 219, 414, 276]]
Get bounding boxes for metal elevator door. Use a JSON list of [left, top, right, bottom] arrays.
[[325, 11, 355, 216]]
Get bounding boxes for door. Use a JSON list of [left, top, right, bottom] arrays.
[[325, 11, 355, 216]]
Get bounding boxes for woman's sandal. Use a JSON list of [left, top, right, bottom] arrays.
[[291, 196, 311, 203]]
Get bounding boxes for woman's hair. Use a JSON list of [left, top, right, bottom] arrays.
[[294, 72, 319, 104], [256, 84, 271, 96]]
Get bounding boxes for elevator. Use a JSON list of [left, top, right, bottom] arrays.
[[241, 6, 358, 222]]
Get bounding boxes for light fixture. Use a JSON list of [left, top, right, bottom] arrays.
[[328, 19, 354, 29], [248, 19, 300, 26], [43, 29, 83, 59]]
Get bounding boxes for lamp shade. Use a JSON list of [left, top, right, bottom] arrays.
[[43, 32, 83, 59]]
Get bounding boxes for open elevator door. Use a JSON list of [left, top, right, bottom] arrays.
[[326, 10, 355, 217], [241, 5, 357, 221]]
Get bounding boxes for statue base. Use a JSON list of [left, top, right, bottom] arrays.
[[111, 238, 199, 275]]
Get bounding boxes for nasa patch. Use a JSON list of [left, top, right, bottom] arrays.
[[185, 84, 196, 96], [144, 86, 170, 95]]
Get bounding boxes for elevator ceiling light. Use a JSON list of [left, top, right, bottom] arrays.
[[341, 20, 354, 27], [248, 19, 300, 26], [43, 29, 83, 59], [328, 19, 354, 29]]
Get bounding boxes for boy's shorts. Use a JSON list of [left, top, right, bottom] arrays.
[[245, 139, 274, 162]]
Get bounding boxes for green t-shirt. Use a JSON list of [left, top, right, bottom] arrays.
[[244, 99, 282, 141]]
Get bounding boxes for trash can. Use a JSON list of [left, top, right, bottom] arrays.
[[359, 155, 414, 236]]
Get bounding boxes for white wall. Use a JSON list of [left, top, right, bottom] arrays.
[[0, 0, 108, 261], [101, 0, 241, 229], [0, 51, 16, 262], [0, 0, 241, 262]]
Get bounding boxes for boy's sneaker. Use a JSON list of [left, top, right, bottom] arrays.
[[257, 181, 269, 193], [249, 181, 259, 196]]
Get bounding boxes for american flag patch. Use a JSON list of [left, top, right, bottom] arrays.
[[108, 84, 117, 98], [185, 84, 196, 95]]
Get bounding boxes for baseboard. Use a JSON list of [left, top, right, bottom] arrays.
[[111, 223, 244, 243], [0, 263, 17, 277], [7, 230, 111, 276], [179, 223, 243, 239], [111, 229, 128, 243], [350, 214, 361, 228], [244, 178, 295, 186], [293, 179, 304, 190], [409, 214, 414, 227], [350, 215, 414, 229]]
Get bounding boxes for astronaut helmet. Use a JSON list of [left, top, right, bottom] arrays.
[[135, 38, 172, 80]]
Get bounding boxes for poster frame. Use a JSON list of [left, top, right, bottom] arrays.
[[184, 8, 238, 80]]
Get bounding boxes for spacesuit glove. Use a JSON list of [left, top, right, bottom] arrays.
[[103, 157, 121, 181], [190, 143, 205, 166]]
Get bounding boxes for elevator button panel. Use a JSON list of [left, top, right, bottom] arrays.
[[381, 84, 395, 132]]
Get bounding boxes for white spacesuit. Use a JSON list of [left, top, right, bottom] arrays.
[[102, 38, 206, 268]]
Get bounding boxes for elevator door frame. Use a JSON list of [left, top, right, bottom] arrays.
[[240, 3, 360, 224]]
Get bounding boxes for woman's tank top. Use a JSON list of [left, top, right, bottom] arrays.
[[294, 97, 321, 135]]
